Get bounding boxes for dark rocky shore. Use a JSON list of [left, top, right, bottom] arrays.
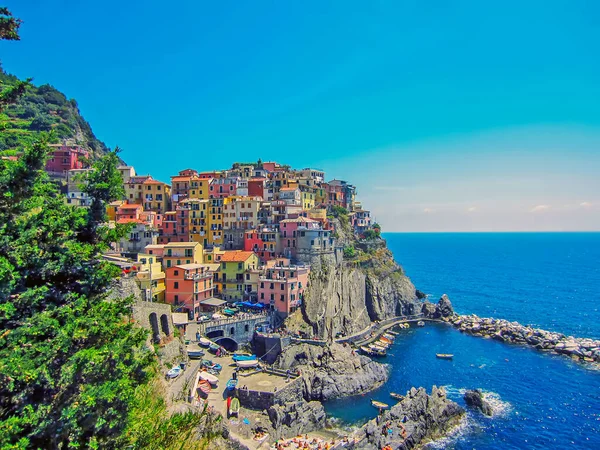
[[352, 386, 465, 450]]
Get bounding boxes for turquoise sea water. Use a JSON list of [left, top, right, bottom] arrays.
[[325, 232, 600, 449]]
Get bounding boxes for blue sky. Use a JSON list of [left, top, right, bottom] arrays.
[[2, 0, 599, 231]]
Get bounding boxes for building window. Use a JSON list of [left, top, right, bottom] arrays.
[[167, 260, 172, 268], [260, 282, 264, 288], [260, 292, 264, 299], [174, 295, 179, 304], [245, 324, 249, 332], [281, 283, 284, 290], [270, 293, 274, 301], [174, 282, 179, 289], [230, 327, 235, 336], [280, 295, 284, 301], [174, 270, 179, 276]]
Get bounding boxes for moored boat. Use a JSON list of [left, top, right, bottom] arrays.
[[226, 379, 238, 390], [390, 392, 404, 401], [197, 379, 211, 394], [236, 359, 259, 368], [371, 399, 389, 410], [230, 397, 240, 416], [209, 343, 220, 352], [199, 337, 211, 347], [166, 365, 182, 379], [383, 333, 395, 341], [380, 336, 392, 344], [199, 371, 219, 385], [417, 321, 425, 327], [187, 348, 205, 359], [232, 353, 257, 362], [436, 353, 454, 359]]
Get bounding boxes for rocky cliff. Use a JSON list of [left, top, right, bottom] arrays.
[[275, 342, 389, 400], [354, 386, 465, 450], [288, 217, 419, 339]]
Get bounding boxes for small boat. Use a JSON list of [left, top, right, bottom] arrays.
[[223, 308, 237, 316], [199, 371, 219, 385], [209, 343, 220, 352], [166, 365, 182, 379], [226, 379, 238, 390], [236, 359, 259, 368], [380, 337, 392, 345], [197, 379, 211, 394], [417, 321, 425, 327], [383, 333, 395, 341], [187, 349, 205, 359], [230, 397, 240, 416], [232, 353, 257, 362], [387, 330, 399, 336], [436, 353, 454, 360], [199, 337, 211, 347], [390, 392, 404, 401], [371, 400, 389, 410]]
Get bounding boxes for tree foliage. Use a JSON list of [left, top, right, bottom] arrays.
[[0, 136, 152, 449], [0, 7, 21, 41]]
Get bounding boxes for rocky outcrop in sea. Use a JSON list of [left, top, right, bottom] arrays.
[[463, 389, 493, 416], [353, 386, 465, 450], [275, 342, 389, 400]]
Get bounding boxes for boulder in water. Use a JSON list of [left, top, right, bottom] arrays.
[[463, 389, 493, 416]]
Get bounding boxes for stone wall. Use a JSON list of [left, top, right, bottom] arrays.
[[132, 300, 174, 344], [202, 315, 269, 345], [237, 376, 303, 410]]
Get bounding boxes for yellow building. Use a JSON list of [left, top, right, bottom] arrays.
[[181, 198, 209, 246], [301, 191, 315, 210], [142, 179, 171, 214], [223, 196, 262, 230], [135, 253, 166, 302], [207, 198, 224, 247], [162, 242, 204, 270], [188, 177, 212, 200], [217, 251, 260, 301], [106, 200, 125, 222], [203, 246, 226, 264]]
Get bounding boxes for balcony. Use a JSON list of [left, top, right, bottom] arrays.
[[184, 273, 210, 281]]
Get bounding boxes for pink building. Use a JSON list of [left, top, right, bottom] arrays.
[[165, 264, 214, 318], [45, 144, 88, 175], [279, 217, 320, 259], [209, 177, 238, 198], [258, 264, 309, 317], [244, 228, 279, 262]]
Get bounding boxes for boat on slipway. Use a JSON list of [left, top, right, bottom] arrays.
[[236, 359, 259, 368], [230, 397, 240, 416], [226, 379, 238, 390], [232, 353, 257, 362], [198, 337, 211, 347], [199, 371, 219, 386]]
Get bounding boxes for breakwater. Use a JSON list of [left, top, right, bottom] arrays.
[[446, 314, 600, 364]]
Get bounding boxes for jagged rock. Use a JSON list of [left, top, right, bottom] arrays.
[[437, 294, 454, 318], [354, 386, 464, 450], [421, 302, 437, 318], [267, 400, 326, 440], [415, 289, 427, 299], [463, 389, 493, 416], [275, 342, 389, 401]]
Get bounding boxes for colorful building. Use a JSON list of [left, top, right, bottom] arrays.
[[45, 144, 88, 177], [209, 177, 239, 198], [165, 264, 214, 318], [258, 264, 309, 317], [244, 227, 280, 262], [247, 177, 266, 198], [207, 198, 224, 247], [279, 217, 321, 260], [217, 251, 260, 301], [134, 254, 166, 302], [162, 241, 203, 270], [142, 178, 171, 213], [278, 187, 301, 206]]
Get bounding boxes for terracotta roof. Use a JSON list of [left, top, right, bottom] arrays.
[[118, 204, 143, 210], [164, 242, 200, 248], [220, 251, 255, 262], [171, 176, 191, 181], [279, 187, 298, 191], [143, 179, 165, 185]]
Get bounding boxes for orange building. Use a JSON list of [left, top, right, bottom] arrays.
[[165, 264, 214, 318]]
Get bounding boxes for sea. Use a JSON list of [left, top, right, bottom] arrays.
[[325, 232, 600, 449]]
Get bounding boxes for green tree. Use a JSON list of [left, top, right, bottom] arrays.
[[0, 136, 152, 449], [0, 7, 21, 40]]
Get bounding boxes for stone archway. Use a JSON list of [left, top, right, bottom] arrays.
[[149, 312, 160, 343], [214, 337, 239, 352], [206, 329, 224, 339], [160, 314, 171, 337]]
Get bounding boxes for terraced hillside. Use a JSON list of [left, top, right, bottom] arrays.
[[0, 67, 108, 158]]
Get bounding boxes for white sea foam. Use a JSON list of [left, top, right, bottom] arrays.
[[423, 414, 474, 449], [444, 385, 513, 418]]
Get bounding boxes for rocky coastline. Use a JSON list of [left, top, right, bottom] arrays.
[[422, 294, 600, 366], [352, 386, 465, 450], [274, 342, 389, 401]]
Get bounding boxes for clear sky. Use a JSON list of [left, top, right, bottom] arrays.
[[2, 0, 599, 231]]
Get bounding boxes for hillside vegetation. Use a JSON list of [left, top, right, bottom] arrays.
[[0, 67, 108, 158]]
